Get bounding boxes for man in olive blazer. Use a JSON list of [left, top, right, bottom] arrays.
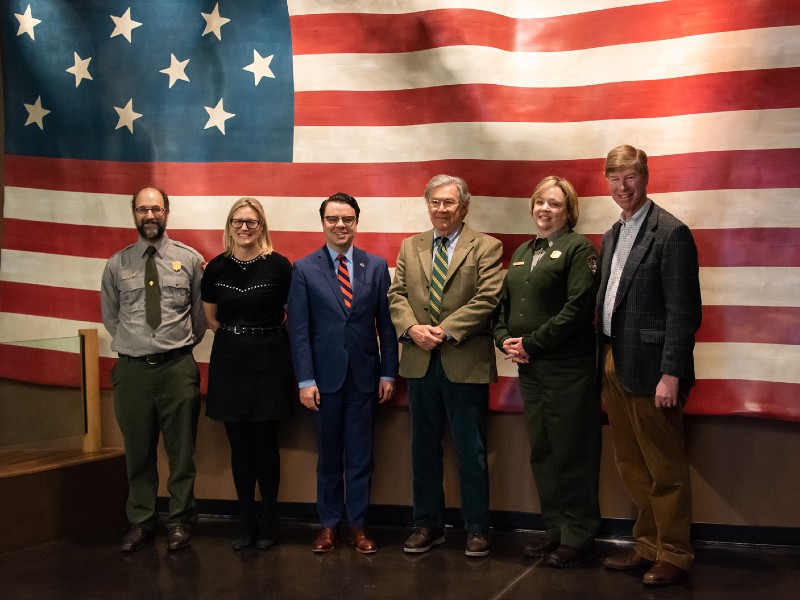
[[597, 145, 701, 587], [388, 174, 503, 558]]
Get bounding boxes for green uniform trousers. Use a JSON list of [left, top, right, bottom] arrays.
[[112, 353, 200, 529], [518, 352, 601, 548]]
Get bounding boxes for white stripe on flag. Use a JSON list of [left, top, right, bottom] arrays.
[[293, 27, 800, 91]]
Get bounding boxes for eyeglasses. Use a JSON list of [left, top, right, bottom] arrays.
[[427, 198, 460, 209], [134, 206, 166, 215], [323, 216, 357, 226], [230, 219, 262, 230]]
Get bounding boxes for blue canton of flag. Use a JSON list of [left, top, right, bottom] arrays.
[[1, 1, 294, 162]]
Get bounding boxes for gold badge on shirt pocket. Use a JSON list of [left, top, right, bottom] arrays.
[[172, 261, 182, 271]]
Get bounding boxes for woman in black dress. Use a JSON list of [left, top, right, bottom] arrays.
[[202, 197, 295, 549]]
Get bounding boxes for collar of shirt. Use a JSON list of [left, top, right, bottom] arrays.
[[433, 223, 463, 254], [535, 224, 569, 249], [326, 244, 354, 268], [134, 232, 171, 258], [619, 198, 651, 229]]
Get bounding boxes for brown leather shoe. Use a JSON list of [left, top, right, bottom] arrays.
[[523, 537, 559, 558], [546, 544, 591, 568], [312, 528, 337, 553], [604, 549, 653, 570], [643, 560, 686, 586], [403, 526, 445, 553], [465, 532, 490, 558], [120, 526, 153, 552], [348, 529, 377, 554], [167, 526, 191, 551]]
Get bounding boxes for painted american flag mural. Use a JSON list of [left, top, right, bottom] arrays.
[[1, 1, 798, 420]]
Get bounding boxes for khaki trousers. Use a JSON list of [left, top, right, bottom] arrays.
[[602, 345, 694, 571]]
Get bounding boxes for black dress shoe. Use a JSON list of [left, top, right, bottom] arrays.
[[545, 544, 591, 568], [523, 537, 559, 558], [167, 526, 191, 552], [231, 528, 257, 550], [256, 517, 280, 550], [120, 526, 153, 552]]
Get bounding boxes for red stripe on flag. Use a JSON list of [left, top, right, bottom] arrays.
[[0, 282, 101, 322], [291, 0, 800, 54], [689, 379, 800, 421], [6, 151, 800, 198], [487, 377, 800, 420], [0, 344, 83, 387], [697, 306, 800, 345], [296, 69, 800, 126]]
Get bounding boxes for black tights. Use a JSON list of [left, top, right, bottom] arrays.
[[224, 420, 281, 522]]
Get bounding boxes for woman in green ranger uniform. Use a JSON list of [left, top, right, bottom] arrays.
[[494, 176, 601, 568]]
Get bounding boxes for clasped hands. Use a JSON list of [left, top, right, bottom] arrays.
[[501, 337, 530, 364], [408, 324, 447, 352]]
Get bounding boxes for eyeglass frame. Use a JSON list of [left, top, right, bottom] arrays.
[[426, 198, 461, 209], [323, 215, 357, 226], [229, 218, 263, 230], [134, 206, 167, 215]]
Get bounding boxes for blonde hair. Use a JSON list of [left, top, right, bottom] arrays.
[[529, 175, 581, 228], [223, 197, 273, 256], [604, 144, 649, 184]]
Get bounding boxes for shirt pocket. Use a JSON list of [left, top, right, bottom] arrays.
[[162, 274, 191, 310], [118, 276, 145, 311]]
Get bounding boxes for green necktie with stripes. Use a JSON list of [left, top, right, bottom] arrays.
[[429, 237, 449, 324]]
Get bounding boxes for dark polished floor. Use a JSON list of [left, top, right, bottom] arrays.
[[0, 518, 798, 600]]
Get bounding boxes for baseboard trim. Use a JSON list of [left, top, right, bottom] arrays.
[[161, 499, 799, 547]]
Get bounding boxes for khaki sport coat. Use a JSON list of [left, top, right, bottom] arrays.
[[388, 223, 503, 384]]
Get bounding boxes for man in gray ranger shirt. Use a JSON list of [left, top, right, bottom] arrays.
[[101, 186, 206, 552]]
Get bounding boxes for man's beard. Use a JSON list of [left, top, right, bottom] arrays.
[[137, 219, 165, 240]]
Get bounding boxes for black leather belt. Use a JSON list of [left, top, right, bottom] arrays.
[[219, 323, 283, 335], [120, 346, 193, 365], [602, 335, 613, 344]]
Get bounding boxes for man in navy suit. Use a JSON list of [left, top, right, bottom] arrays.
[[597, 145, 702, 587], [288, 192, 398, 554]]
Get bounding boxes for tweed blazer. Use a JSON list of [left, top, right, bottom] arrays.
[[388, 223, 503, 384], [597, 201, 702, 396]]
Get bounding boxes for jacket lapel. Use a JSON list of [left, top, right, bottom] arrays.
[[415, 231, 434, 282], [444, 224, 474, 290], [315, 246, 349, 314], [350, 247, 368, 309]]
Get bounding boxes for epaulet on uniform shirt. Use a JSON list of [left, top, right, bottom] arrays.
[[109, 242, 137, 259], [172, 240, 204, 260]]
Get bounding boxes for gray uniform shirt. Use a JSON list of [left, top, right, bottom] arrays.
[[101, 233, 206, 356]]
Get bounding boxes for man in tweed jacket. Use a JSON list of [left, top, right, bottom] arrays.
[[597, 145, 702, 586], [388, 174, 503, 558]]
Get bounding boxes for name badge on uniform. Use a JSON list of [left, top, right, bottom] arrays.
[[512, 261, 526, 266]]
